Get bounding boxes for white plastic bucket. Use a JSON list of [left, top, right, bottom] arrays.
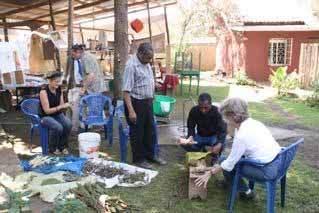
[[78, 132, 101, 160]]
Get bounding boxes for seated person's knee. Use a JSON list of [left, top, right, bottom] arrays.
[[52, 124, 63, 135]]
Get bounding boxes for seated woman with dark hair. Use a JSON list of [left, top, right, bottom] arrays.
[[39, 71, 72, 155]]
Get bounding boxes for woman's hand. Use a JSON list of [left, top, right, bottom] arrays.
[[59, 103, 71, 110], [194, 170, 212, 188], [194, 165, 223, 188]]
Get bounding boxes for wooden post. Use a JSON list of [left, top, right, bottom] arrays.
[[146, 0, 152, 44], [49, 0, 61, 71], [2, 18, 9, 42], [113, 0, 128, 101], [164, 6, 171, 72], [146, 0, 156, 84], [189, 159, 208, 200], [79, 23, 85, 44], [67, 0, 74, 89], [164, 6, 170, 45]]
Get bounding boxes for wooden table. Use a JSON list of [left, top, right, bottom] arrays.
[[162, 74, 179, 95], [4, 85, 43, 109]]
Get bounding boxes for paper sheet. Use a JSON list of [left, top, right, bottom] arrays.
[[0, 43, 16, 73]]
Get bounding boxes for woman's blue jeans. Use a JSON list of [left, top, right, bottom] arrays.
[[41, 113, 72, 153], [222, 156, 282, 192]]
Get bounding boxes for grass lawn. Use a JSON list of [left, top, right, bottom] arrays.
[[174, 85, 230, 102], [71, 140, 319, 213], [272, 97, 319, 128], [248, 102, 289, 125]]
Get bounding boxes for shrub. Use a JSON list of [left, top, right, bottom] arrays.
[[269, 66, 299, 96], [305, 80, 319, 108], [235, 70, 257, 87]]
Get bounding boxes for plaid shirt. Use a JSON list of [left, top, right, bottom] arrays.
[[122, 54, 155, 100]]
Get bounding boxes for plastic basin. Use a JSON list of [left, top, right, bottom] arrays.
[[153, 95, 176, 117]]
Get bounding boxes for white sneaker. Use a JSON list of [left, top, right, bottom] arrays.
[[53, 149, 61, 155], [62, 148, 69, 155]]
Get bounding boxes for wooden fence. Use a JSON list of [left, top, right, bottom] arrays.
[[299, 42, 319, 88]]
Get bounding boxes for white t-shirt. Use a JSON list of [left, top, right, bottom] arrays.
[[221, 118, 281, 172]]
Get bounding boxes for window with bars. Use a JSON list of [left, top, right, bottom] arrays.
[[268, 38, 293, 66]]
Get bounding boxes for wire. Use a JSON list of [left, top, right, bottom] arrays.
[[176, 96, 196, 137]]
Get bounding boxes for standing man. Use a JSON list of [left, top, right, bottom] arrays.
[[80, 45, 107, 95], [179, 93, 227, 164], [64, 44, 107, 94], [123, 43, 166, 169], [64, 44, 107, 131]]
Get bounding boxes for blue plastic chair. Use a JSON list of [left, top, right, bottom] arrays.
[[228, 138, 304, 213], [116, 103, 159, 162], [79, 94, 113, 146], [21, 99, 49, 155]]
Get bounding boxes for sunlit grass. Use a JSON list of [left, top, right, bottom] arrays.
[[175, 85, 230, 102], [248, 102, 289, 125], [272, 97, 319, 128]]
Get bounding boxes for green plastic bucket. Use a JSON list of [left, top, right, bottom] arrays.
[[153, 95, 176, 116]]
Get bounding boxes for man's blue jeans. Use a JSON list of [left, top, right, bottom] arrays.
[[222, 156, 282, 192], [181, 134, 224, 152], [41, 113, 72, 153]]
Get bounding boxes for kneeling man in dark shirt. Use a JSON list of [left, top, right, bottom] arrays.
[[182, 93, 227, 162]]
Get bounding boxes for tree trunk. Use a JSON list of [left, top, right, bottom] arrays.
[[67, 0, 75, 89], [113, 0, 128, 101]]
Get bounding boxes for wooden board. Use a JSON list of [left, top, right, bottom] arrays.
[[299, 42, 319, 88], [188, 159, 208, 200], [2, 73, 12, 84]]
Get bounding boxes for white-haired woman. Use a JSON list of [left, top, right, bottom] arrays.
[[195, 98, 281, 199]]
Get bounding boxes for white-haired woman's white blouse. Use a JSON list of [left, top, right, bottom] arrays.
[[221, 118, 281, 172]]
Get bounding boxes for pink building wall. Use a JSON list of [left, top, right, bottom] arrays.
[[216, 30, 319, 82]]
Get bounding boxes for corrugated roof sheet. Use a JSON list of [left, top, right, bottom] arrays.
[[242, 15, 305, 24], [232, 24, 319, 32]]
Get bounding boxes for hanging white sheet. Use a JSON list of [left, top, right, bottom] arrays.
[[0, 42, 16, 74]]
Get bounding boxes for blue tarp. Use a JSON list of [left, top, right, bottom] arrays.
[[20, 155, 87, 175]]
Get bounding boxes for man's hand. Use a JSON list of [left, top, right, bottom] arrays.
[[177, 136, 197, 145], [129, 110, 137, 124], [194, 170, 212, 188]]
